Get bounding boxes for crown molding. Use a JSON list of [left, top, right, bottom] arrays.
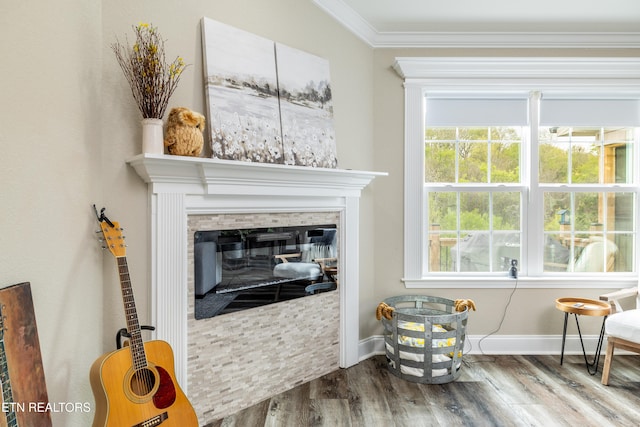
[[371, 32, 640, 49], [312, 0, 378, 46], [313, 0, 640, 48]]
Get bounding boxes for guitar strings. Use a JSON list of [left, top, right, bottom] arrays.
[[119, 256, 155, 395]]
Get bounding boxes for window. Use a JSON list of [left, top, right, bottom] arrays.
[[539, 127, 635, 274], [397, 58, 640, 288], [425, 97, 528, 275]]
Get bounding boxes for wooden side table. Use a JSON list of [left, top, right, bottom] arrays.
[[555, 297, 611, 375]]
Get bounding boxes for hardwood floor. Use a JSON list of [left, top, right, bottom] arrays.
[[205, 354, 640, 427]]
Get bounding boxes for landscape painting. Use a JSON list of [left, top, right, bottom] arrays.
[[0, 282, 52, 426], [201, 17, 337, 168], [276, 43, 337, 168], [202, 17, 284, 164]]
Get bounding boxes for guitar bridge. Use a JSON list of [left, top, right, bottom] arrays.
[[133, 411, 168, 427]]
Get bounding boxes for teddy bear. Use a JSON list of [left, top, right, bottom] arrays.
[[164, 107, 206, 157]]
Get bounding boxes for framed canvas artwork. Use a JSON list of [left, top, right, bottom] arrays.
[[201, 18, 283, 164], [276, 43, 337, 168], [201, 17, 337, 168]]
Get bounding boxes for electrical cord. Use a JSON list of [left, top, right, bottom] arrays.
[[465, 277, 519, 361]]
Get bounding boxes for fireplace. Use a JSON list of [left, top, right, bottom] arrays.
[[127, 154, 384, 421], [194, 223, 338, 319]]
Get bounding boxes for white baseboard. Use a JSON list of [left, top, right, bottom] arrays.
[[359, 334, 618, 362]]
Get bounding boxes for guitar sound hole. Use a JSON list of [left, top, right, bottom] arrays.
[[130, 368, 157, 397]]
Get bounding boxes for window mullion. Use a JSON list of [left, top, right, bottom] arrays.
[[635, 129, 640, 273], [527, 91, 543, 276]]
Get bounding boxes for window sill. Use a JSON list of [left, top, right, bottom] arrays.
[[402, 276, 638, 289]]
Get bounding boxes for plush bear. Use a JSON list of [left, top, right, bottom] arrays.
[[164, 107, 206, 157]]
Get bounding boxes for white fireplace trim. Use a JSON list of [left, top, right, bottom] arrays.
[[127, 154, 385, 388]]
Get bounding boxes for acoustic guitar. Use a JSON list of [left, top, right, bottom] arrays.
[[90, 208, 198, 427]]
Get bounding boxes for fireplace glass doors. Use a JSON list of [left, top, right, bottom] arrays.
[[194, 224, 337, 319]]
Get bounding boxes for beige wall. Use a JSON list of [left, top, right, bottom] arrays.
[[0, 1, 103, 426], [1, 1, 374, 425]]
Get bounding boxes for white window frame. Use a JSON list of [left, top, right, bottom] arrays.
[[396, 57, 640, 289]]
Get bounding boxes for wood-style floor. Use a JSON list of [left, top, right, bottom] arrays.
[[205, 354, 640, 427]]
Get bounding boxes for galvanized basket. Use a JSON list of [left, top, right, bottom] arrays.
[[381, 295, 468, 384]]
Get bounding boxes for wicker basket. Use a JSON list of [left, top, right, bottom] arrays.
[[381, 295, 468, 384]]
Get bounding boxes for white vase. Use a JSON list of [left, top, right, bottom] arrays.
[[141, 118, 164, 155]]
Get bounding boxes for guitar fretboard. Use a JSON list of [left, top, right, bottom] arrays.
[[0, 317, 18, 427], [117, 257, 148, 371]]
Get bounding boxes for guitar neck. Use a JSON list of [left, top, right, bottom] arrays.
[[116, 256, 148, 370], [0, 339, 17, 427]]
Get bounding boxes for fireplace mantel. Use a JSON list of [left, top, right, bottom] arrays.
[[127, 153, 386, 388], [128, 154, 385, 196]]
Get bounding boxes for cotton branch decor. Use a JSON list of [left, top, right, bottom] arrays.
[[111, 23, 187, 119]]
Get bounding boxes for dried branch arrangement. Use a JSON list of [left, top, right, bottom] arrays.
[[112, 23, 187, 119]]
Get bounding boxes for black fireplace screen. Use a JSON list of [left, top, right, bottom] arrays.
[[194, 224, 337, 319]]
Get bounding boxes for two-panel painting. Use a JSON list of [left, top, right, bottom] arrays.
[[202, 17, 338, 168]]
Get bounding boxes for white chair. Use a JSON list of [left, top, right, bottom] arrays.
[[599, 282, 640, 385], [573, 237, 618, 272]]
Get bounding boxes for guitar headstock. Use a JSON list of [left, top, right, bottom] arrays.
[[94, 206, 126, 258], [99, 220, 126, 258]]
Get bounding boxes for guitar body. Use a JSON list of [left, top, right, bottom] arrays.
[[90, 340, 198, 427]]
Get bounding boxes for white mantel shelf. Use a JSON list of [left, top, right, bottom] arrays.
[[126, 153, 386, 389], [127, 153, 387, 197]]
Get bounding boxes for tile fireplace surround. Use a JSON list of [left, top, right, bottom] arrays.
[[128, 154, 384, 421]]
